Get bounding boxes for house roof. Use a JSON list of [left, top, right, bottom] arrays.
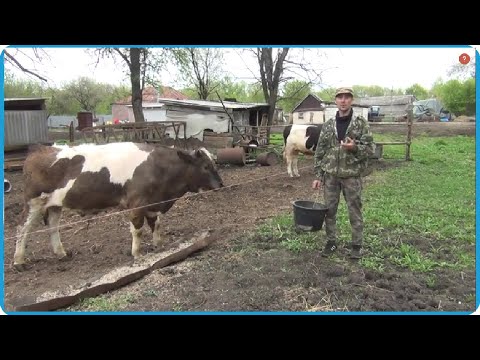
[[126, 98, 269, 110], [114, 86, 188, 104], [292, 93, 369, 112], [355, 95, 417, 106], [291, 93, 323, 113]]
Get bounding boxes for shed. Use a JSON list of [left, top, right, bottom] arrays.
[[291, 93, 369, 124], [355, 95, 417, 119], [4, 97, 49, 151], [125, 98, 271, 143], [291, 94, 325, 124]]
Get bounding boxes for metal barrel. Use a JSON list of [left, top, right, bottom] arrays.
[[216, 147, 246, 166], [4, 178, 12, 193]]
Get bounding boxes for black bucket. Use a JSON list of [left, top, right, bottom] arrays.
[[292, 200, 328, 232]]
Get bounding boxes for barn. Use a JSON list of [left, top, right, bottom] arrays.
[[124, 98, 275, 147], [291, 93, 369, 125], [4, 97, 50, 151], [355, 95, 417, 120]]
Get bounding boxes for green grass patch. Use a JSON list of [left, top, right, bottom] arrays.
[[254, 135, 475, 274], [257, 213, 322, 252], [74, 293, 136, 312]]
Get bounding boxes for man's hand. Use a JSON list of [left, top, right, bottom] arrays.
[[312, 180, 322, 189], [341, 137, 357, 151]]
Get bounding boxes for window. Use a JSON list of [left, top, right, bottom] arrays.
[[298, 112, 304, 120]]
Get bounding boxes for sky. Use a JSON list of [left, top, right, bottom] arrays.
[[2, 45, 478, 91]]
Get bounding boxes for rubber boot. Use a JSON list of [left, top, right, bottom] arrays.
[[322, 241, 337, 257], [350, 245, 362, 259]]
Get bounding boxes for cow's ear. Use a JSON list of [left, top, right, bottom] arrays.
[[177, 150, 195, 164]]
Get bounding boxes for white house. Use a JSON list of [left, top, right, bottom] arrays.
[[291, 93, 369, 124]]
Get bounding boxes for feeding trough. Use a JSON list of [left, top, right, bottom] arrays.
[[292, 200, 328, 232]]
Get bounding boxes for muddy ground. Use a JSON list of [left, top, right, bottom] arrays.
[[2, 122, 476, 313]]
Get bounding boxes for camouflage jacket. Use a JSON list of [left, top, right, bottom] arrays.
[[314, 110, 375, 178]]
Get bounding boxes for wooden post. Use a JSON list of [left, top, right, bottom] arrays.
[[406, 104, 413, 161], [69, 121, 74, 143]]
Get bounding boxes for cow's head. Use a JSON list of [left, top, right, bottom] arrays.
[[177, 148, 224, 192]]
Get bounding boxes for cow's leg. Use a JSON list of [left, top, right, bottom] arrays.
[[285, 147, 294, 177], [46, 206, 67, 259], [293, 156, 300, 177], [129, 212, 145, 259], [14, 201, 44, 267], [146, 215, 162, 246]]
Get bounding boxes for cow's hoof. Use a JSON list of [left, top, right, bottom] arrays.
[[13, 263, 29, 272], [58, 250, 72, 261]]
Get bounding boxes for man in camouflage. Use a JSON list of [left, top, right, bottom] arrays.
[[312, 87, 375, 259]]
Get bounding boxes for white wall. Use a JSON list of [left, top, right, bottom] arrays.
[[127, 107, 167, 122], [165, 107, 230, 141], [292, 110, 325, 124], [144, 108, 167, 122]]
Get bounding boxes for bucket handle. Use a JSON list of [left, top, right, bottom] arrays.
[[312, 182, 325, 209]]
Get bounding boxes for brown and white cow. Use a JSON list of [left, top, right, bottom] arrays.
[[282, 124, 323, 177], [13, 142, 224, 269]]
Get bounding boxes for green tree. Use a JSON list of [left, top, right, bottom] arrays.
[[96, 84, 130, 114], [436, 78, 475, 116], [246, 83, 266, 103], [4, 70, 48, 97], [46, 88, 82, 115], [63, 77, 108, 117], [210, 76, 250, 102], [316, 87, 336, 102], [405, 83, 428, 100], [278, 80, 312, 113]]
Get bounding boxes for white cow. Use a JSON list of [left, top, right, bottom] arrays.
[[282, 124, 323, 177]]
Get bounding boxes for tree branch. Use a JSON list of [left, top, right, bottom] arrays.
[[4, 50, 48, 82], [114, 48, 131, 68]]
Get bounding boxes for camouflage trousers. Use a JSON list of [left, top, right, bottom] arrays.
[[322, 173, 364, 246]]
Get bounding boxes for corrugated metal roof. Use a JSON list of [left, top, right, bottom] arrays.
[[157, 98, 269, 109], [127, 98, 269, 110], [356, 95, 416, 106]]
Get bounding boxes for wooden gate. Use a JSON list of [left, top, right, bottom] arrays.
[[80, 121, 187, 147]]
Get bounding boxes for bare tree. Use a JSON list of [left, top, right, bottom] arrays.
[[3, 48, 50, 82], [241, 48, 326, 126], [171, 48, 224, 100], [447, 60, 475, 80], [91, 48, 167, 123]]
